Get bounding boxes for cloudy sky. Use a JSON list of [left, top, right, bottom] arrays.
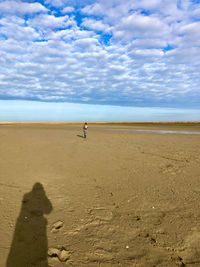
[[0, 0, 200, 121]]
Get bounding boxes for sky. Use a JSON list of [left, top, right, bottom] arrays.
[[0, 0, 200, 121], [1, 100, 200, 121]]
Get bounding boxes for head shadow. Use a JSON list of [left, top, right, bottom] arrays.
[[6, 182, 53, 267]]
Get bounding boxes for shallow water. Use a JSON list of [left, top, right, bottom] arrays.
[[108, 129, 200, 135]]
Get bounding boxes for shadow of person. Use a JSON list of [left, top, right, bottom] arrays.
[[6, 183, 53, 267], [77, 134, 84, 138]]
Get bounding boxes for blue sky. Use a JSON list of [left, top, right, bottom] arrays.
[[1, 100, 200, 121], [0, 0, 200, 121]]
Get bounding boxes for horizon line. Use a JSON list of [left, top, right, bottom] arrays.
[[1, 121, 200, 124]]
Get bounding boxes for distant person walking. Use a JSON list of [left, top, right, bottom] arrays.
[[83, 122, 88, 138]]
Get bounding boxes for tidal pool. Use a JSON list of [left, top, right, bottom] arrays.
[[108, 129, 200, 135]]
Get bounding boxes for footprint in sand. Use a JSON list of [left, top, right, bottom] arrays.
[[48, 247, 70, 262], [51, 220, 64, 233], [89, 207, 113, 221], [171, 253, 185, 266], [160, 163, 182, 175], [178, 231, 200, 265]]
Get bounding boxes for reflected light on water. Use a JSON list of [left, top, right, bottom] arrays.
[[108, 129, 200, 135]]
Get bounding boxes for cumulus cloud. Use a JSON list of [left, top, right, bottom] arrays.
[[166, 47, 200, 64], [128, 48, 164, 59], [131, 39, 167, 49], [0, 23, 40, 41], [0, 0, 199, 108], [62, 6, 75, 13], [74, 37, 100, 51], [178, 22, 200, 46], [81, 18, 111, 32], [28, 14, 70, 29], [82, 3, 104, 16], [0, 18, 40, 41], [113, 13, 170, 40], [45, 0, 65, 7], [0, 0, 48, 14], [192, 5, 200, 18]]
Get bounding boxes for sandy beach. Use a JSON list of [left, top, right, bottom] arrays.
[[0, 122, 200, 267]]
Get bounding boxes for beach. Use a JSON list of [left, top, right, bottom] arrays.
[[0, 122, 200, 267]]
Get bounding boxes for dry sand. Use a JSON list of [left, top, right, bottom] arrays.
[[0, 122, 200, 267]]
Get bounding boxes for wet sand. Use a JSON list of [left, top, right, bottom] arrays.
[[0, 122, 200, 266]]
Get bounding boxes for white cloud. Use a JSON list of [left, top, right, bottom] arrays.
[[129, 48, 164, 58], [48, 27, 95, 41], [134, 0, 161, 10], [166, 47, 200, 64], [179, 22, 200, 45], [179, 22, 200, 36], [62, 6, 75, 13], [0, 15, 25, 26], [45, 0, 64, 7], [74, 37, 100, 51], [82, 3, 104, 16], [82, 0, 183, 23], [81, 1, 171, 41], [0, 0, 200, 108], [0, 0, 48, 14], [28, 14, 70, 29], [192, 5, 200, 18], [113, 13, 170, 40], [0, 39, 27, 53], [0, 17, 40, 41], [81, 18, 111, 32], [131, 39, 167, 49]]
